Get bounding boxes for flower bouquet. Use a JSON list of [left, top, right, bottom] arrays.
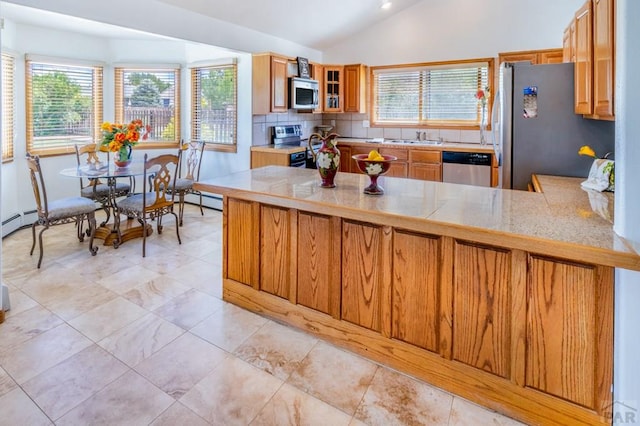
[[100, 119, 151, 167]]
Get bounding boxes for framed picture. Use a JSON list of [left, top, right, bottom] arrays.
[[297, 57, 310, 79]]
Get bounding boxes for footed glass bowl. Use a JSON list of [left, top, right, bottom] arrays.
[[352, 154, 397, 195]]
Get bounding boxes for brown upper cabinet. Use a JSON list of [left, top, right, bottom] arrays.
[[344, 64, 368, 113], [566, 0, 615, 120], [252, 53, 289, 115], [311, 63, 324, 113], [323, 65, 344, 112], [498, 49, 564, 65], [562, 21, 577, 62], [574, 1, 593, 115], [323, 64, 368, 113], [592, 0, 615, 119], [252, 52, 369, 115]]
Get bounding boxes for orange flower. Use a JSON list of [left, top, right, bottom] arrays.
[[100, 119, 150, 152]]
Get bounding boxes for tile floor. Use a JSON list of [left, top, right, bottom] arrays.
[[0, 205, 525, 425]]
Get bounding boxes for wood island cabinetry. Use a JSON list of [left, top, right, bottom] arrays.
[[202, 167, 627, 426]]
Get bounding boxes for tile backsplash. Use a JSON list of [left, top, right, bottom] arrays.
[[252, 111, 483, 145]]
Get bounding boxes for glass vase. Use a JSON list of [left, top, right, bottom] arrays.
[[114, 145, 132, 168], [480, 104, 487, 146]]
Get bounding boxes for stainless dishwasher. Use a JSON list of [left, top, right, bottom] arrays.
[[442, 151, 492, 187]]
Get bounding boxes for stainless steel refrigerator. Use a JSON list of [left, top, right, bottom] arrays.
[[492, 62, 615, 190]]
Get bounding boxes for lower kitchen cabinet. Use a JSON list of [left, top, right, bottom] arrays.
[[379, 147, 408, 178], [337, 145, 351, 172], [296, 212, 341, 317], [408, 150, 442, 181]]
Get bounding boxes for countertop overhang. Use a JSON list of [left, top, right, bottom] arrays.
[[195, 166, 640, 271]]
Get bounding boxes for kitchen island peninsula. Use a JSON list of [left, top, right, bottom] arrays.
[[195, 166, 640, 426]]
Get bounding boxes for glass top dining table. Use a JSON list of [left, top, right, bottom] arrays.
[[59, 161, 146, 180], [60, 161, 152, 248]]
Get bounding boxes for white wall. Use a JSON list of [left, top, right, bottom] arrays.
[[324, 0, 585, 64], [0, 19, 252, 225], [614, 0, 640, 422]]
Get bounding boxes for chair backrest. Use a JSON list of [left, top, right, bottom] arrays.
[[75, 143, 106, 189], [179, 140, 205, 181], [26, 154, 49, 219], [142, 153, 180, 212]]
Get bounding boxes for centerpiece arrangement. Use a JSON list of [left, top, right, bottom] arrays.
[[100, 119, 151, 168], [352, 150, 397, 195]]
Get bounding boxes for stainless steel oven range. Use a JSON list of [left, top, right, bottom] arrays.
[[271, 124, 320, 168]]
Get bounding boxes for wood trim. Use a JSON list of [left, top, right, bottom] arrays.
[[288, 208, 298, 305], [380, 226, 393, 339], [531, 174, 543, 192], [439, 236, 454, 359], [329, 216, 342, 319], [510, 249, 527, 386], [596, 265, 614, 416]]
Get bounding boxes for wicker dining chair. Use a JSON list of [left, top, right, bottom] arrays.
[[169, 140, 205, 226], [26, 153, 98, 268], [75, 143, 131, 226], [116, 153, 181, 257]]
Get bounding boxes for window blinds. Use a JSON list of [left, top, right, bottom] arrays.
[[114, 67, 180, 143], [373, 61, 490, 126], [190, 64, 237, 146], [2, 53, 15, 161], [26, 60, 103, 155]]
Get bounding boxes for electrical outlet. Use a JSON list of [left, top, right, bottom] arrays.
[[363, 120, 370, 128]]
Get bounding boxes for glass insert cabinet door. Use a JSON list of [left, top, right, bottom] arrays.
[[324, 66, 343, 112]]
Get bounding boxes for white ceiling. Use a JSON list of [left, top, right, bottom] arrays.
[[1, 0, 423, 51], [155, 0, 423, 50], [0, 2, 173, 40]]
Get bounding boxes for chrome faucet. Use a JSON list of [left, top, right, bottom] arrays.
[[416, 131, 421, 141]]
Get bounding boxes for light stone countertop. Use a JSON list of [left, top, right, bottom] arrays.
[[196, 166, 640, 270]]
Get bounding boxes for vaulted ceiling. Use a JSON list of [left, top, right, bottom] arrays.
[[2, 0, 424, 50]]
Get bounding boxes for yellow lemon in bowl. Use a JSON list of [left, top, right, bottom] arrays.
[[367, 150, 384, 161]]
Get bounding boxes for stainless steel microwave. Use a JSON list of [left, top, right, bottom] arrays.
[[289, 77, 319, 110]]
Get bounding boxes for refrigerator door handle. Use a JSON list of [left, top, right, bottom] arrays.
[[491, 89, 501, 166]]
